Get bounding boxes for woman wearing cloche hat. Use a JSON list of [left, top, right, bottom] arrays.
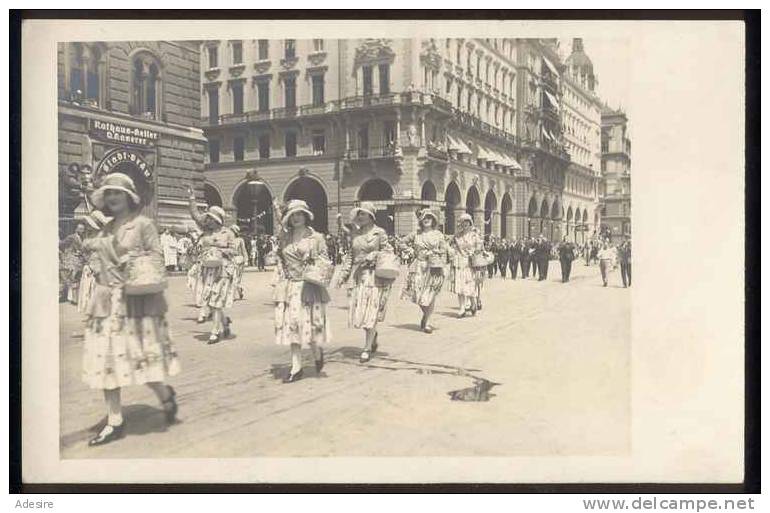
[[81, 173, 180, 447], [273, 199, 332, 383], [336, 201, 396, 363], [187, 185, 237, 344], [400, 208, 448, 334], [449, 213, 485, 317], [76, 210, 112, 315]]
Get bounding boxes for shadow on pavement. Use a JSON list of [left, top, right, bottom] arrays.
[[60, 404, 172, 449]]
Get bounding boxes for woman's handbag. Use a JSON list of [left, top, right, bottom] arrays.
[[202, 248, 224, 268], [302, 257, 334, 287], [374, 251, 400, 280], [428, 253, 446, 269], [471, 251, 494, 268], [124, 253, 168, 295]]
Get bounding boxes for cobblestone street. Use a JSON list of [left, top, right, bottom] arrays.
[[60, 261, 630, 459]]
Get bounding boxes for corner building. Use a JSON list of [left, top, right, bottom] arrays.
[[200, 38, 600, 239], [600, 106, 632, 239], [57, 41, 206, 234]]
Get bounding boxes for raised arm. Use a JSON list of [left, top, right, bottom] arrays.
[[186, 185, 207, 227]]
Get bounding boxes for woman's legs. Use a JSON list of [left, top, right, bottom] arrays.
[[363, 328, 377, 351], [458, 294, 466, 315], [146, 381, 172, 403], [211, 307, 224, 335], [104, 388, 123, 426], [290, 343, 302, 374]]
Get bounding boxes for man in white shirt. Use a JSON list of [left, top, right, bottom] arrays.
[[598, 241, 617, 287]]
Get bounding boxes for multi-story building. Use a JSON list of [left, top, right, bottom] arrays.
[[561, 38, 603, 243], [199, 38, 597, 240], [57, 41, 206, 234], [600, 106, 632, 239]]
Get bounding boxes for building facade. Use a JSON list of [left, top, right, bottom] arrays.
[[560, 38, 603, 243], [200, 38, 602, 240], [600, 106, 632, 239], [57, 41, 206, 235]]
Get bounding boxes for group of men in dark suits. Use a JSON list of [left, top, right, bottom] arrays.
[[484, 235, 555, 282]]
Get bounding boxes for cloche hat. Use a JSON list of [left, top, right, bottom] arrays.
[[206, 206, 227, 225], [281, 199, 314, 228], [419, 208, 439, 224], [350, 201, 377, 222], [90, 173, 141, 209], [458, 213, 474, 225]]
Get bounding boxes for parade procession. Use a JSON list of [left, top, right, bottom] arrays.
[[56, 37, 632, 456]]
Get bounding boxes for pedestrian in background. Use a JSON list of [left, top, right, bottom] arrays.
[[557, 235, 576, 283], [598, 241, 617, 287], [160, 228, 178, 272], [618, 236, 632, 288], [450, 213, 484, 317], [231, 225, 248, 300], [509, 238, 524, 279], [496, 239, 509, 278], [59, 222, 87, 304]]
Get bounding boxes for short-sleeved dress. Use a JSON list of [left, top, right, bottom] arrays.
[[81, 215, 180, 390], [194, 227, 237, 309], [450, 229, 484, 297], [401, 229, 448, 306], [273, 228, 332, 348], [343, 225, 394, 329]]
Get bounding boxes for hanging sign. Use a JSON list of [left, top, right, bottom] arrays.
[[90, 119, 160, 147], [96, 148, 154, 181]]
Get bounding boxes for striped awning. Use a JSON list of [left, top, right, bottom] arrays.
[[543, 56, 559, 77], [447, 135, 472, 154], [544, 90, 560, 110]]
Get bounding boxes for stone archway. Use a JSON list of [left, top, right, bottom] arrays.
[[233, 180, 274, 235], [527, 196, 539, 238], [359, 178, 394, 234], [500, 193, 512, 239], [204, 183, 223, 208], [444, 182, 461, 235], [421, 180, 437, 201], [484, 189, 497, 236], [284, 176, 329, 233]]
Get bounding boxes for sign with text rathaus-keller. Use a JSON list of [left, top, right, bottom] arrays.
[[89, 119, 160, 147]]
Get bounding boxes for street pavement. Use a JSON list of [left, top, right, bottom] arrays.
[[59, 260, 630, 458]]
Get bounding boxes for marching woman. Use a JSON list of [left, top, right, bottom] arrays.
[[401, 209, 448, 334], [230, 225, 249, 300], [77, 211, 111, 315], [59, 222, 87, 304], [450, 213, 484, 318], [186, 186, 236, 344], [274, 199, 331, 383], [82, 173, 180, 446], [338, 201, 396, 363]]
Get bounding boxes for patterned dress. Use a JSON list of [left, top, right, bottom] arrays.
[[342, 225, 394, 329], [60, 233, 86, 302], [273, 228, 332, 348], [195, 227, 237, 309], [401, 229, 448, 306], [77, 247, 101, 314], [81, 215, 180, 390], [450, 229, 484, 298]]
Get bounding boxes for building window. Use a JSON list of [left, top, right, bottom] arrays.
[[131, 52, 162, 120], [258, 40, 269, 60], [67, 43, 104, 105], [362, 66, 373, 96], [445, 78, 452, 95], [456, 42, 461, 64], [208, 87, 219, 121], [312, 131, 326, 155], [209, 139, 220, 163], [285, 131, 297, 157], [232, 82, 244, 115], [208, 45, 218, 69], [232, 41, 243, 65], [311, 74, 325, 106], [257, 81, 270, 112], [284, 76, 296, 108], [258, 135, 270, 159], [456, 85, 463, 109], [379, 63, 390, 94], [384, 121, 396, 148], [233, 137, 244, 161], [284, 39, 296, 59], [313, 39, 324, 52], [358, 126, 369, 158]]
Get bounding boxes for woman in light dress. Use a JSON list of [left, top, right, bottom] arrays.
[[337, 201, 395, 363], [230, 225, 249, 300], [60, 222, 87, 304], [274, 199, 331, 383], [160, 228, 178, 271], [187, 187, 236, 344], [77, 211, 111, 315], [81, 173, 180, 447], [450, 213, 485, 317], [401, 209, 448, 334]]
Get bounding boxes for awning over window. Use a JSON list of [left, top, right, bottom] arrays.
[[543, 56, 559, 77], [447, 135, 472, 154], [544, 90, 560, 110]]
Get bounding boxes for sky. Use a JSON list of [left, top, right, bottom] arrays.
[[558, 37, 633, 131]]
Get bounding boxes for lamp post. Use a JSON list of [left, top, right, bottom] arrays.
[[245, 169, 266, 237]]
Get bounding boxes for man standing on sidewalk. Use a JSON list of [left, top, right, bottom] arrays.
[[618, 236, 632, 287], [536, 235, 552, 281], [557, 236, 576, 283], [508, 238, 523, 279]]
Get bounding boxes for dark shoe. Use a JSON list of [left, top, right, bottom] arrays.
[[315, 348, 325, 374], [420, 316, 427, 331], [88, 422, 125, 447], [196, 316, 206, 324], [162, 385, 178, 424], [423, 325, 434, 334], [359, 350, 372, 363], [284, 369, 304, 383], [208, 333, 220, 345]]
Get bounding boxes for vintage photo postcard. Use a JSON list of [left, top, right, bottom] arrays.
[[19, 16, 748, 485]]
